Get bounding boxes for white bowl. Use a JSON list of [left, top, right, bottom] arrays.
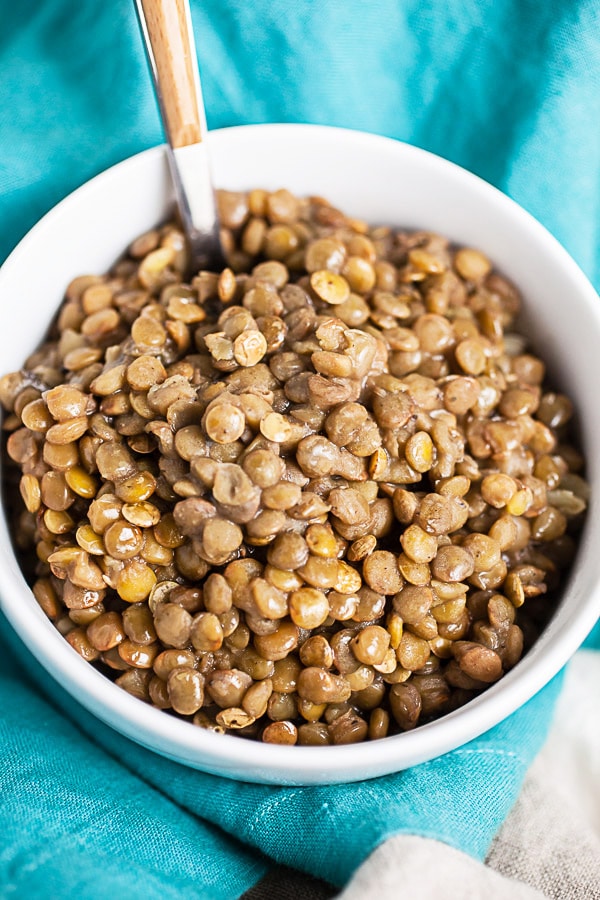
[[1, 124, 599, 784]]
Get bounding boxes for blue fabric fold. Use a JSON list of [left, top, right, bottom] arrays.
[[0, 618, 268, 900], [3, 1, 600, 279], [1, 1, 599, 896]]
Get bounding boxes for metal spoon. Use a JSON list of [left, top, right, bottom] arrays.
[[135, 0, 225, 273]]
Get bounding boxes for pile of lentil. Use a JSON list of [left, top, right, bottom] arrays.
[[0, 187, 589, 746]]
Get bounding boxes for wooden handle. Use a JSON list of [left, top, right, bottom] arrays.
[[138, 0, 202, 148]]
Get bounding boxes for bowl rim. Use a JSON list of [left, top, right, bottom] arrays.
[[1, 122, 599, 784]]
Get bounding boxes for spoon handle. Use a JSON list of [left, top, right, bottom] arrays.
[[136, 0, 206, 149], [135, 0, 224, 273]]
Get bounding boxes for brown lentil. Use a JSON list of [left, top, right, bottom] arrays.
[[167, 668, 205, 715], [262, 720, 298, 744], [328, 709, 369, 744]]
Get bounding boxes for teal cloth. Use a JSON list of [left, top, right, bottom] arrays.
[[1, 1, 599, 896], [0, 614, 565, 896]]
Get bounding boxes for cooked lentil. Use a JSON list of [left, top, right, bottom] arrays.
[[0, 188, 588, 746]]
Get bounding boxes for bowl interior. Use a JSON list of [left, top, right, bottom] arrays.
[[1, 124, 599, 784]]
